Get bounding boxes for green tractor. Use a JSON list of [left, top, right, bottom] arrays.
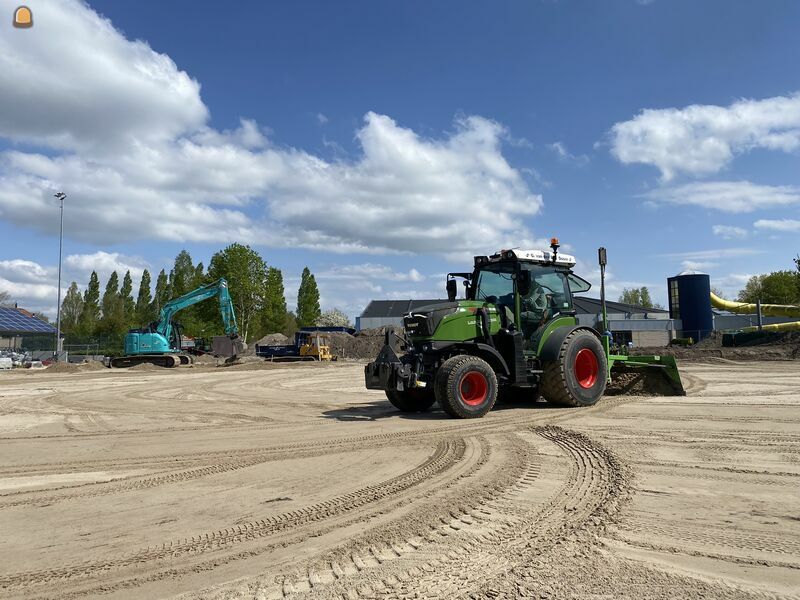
[[365, 240, 684, 418]]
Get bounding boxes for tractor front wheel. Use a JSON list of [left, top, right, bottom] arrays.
[[435, 355, 498, 418], [541, 330, 607, 407], [385, 388, 436, 413]]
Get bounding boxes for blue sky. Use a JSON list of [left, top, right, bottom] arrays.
[[0, 0, 798, 319]]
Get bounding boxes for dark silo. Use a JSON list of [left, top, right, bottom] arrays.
[[667, 271, 713, 341]]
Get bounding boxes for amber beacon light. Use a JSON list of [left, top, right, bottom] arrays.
[[13, 5, 33, 28]]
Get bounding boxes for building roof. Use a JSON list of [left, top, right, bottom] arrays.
[[360, 297, 667, 319], [0, 307, 57, 335], [360, 299, 451, 319], [572, 296, 668, 315]]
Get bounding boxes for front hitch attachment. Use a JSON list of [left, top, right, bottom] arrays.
[[364, 330, 416, 392]]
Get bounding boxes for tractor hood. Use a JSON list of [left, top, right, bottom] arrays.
[[403, 301, 501, 341]]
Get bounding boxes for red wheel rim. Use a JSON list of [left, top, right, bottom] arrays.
[[574, 348, 599, 389], [460, 371, 489, 406]]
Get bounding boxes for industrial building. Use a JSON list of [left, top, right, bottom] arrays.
[[356, 300, 451, 331], [572, 297, 674, 346]]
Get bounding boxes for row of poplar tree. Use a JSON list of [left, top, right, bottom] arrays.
[[58, 243, 325, 343]]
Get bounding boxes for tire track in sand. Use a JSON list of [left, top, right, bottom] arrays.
[[256, 426, 626, 600], [0, 437, 466, 592]]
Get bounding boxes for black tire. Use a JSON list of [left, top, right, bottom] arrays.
[[435, 355, 498, 419], [385, 388, 436, 412], [541, 329, 607, 407]]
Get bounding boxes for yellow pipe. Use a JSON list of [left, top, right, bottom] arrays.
[[739, 320, 800, 333], [710, 292, 800, 318]]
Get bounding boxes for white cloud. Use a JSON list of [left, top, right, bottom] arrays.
[[266, 113, 544, 257], [610, 93, 800, 179], [680, 260, 718, 271], [661, 247, 762, 261], [0, 277, 56, 304], [64, 251, 150, 284], [317, 263, 425, 283], [0, 252, 153, 317], [644, 181, 800, 213], [0, 259, 54, 284], [0, 260, 57, 309], [0, 0, 543, 257], [316, 113, 329, 125], [548, 142, 589, 166], [0, 0, 206, 152], [712, 224, 748, 239], [713, 272, 754, 298], [312, 263, 438, 320], [754, 218, 800, 232]]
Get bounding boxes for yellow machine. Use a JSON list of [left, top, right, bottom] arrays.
[[298, 332, 337, 361]]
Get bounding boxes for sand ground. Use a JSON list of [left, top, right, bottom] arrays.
[[0, 360, 798, 599]]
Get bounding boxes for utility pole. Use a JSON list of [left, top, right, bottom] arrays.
[[54, 192, 66, 361]]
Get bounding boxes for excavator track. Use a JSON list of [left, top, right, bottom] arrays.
[[110, 354, 188, 368]]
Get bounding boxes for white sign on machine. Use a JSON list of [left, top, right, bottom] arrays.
[[502, 249, 577, 267]]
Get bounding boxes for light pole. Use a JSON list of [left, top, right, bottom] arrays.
[[54, 192, 66, 361]]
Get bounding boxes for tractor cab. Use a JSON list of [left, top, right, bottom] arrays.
[[448, 241, 592, 351]]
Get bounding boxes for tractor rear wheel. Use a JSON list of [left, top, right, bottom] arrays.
[[435, 355, 498, 418], [385, 388, 436, 412], [541, 330, 607, 407]]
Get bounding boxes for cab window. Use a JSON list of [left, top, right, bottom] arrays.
[[474, 265, 515, 304], [567, 273, 592, 294], [523, 266, 572, 311]]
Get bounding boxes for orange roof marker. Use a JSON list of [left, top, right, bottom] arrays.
[[13, 6, 32, 28]]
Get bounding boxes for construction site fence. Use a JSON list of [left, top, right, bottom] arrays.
[[16, 334, 124, 355]]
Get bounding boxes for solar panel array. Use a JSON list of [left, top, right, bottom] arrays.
[[0, 307, 57, 334]]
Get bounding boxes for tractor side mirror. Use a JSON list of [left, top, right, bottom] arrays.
[[517, 270, 532, 296], [446, 278, 457, 302]]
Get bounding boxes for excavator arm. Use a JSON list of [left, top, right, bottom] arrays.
[[156, 279, 240, 341]]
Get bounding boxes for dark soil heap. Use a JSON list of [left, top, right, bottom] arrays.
[[630, 330, 799, 361], [324, 327, 402, 360]]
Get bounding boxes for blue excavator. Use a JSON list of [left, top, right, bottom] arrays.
[[110, 278, 244, 368]]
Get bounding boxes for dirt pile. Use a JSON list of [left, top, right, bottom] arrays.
[[44, 362, 80, 373], [45, 361, 106, 374], [631, 338, 799, 361], [326, 327, 401, 360], [256, 333, 290, 346], [128, 362, 164, 371], [221, 355, 263, 367], [190, 354, 219, 365], [605, 370, 679, 396], [240, 333, 290, 357], [73, 361, 107, 372]]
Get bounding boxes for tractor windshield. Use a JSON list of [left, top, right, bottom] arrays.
[[523, 266, 572, 311], [474, 264, 515, 305], [519, 265, 572, 341]]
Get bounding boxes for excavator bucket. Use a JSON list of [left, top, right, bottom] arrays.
[[608, 354, 686, 396], [230, 335, 246, 357]]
